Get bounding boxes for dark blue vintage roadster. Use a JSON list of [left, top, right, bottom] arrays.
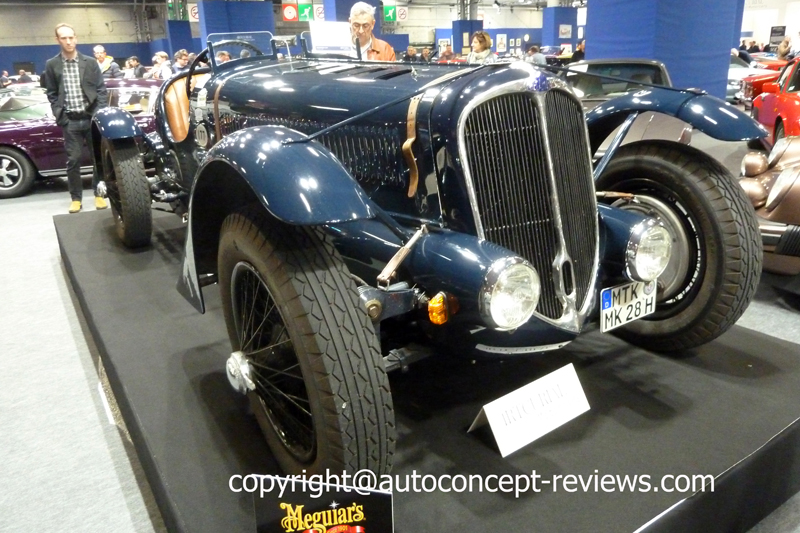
[[92, 32, 766, 477]]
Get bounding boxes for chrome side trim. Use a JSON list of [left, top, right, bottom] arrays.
[[39, 165, 94, 177], [475, 341, 571, 354]]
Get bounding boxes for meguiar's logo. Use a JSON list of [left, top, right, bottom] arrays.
[[280, 502, 366, 533]]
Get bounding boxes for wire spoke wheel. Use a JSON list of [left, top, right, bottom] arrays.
[[231, 261, 315, 462], [218, 208, 395, 475]]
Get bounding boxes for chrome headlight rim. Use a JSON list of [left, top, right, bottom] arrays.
[[626, 219, 673, 282], [768, 136, 790, 167], [765, 166, 800, 211], [479, 257, 541, 331]]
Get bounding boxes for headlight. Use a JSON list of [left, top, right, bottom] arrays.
[[626, 220, 672, 282], [480, 258, 540, 330]]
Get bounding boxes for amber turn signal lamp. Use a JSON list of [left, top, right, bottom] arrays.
[[428, 292, 458, 325]]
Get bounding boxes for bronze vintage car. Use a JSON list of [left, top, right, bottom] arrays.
[[740, 138, 800, 291]]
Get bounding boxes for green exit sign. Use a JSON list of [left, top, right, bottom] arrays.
[[383, 5, 396, 21], [298, 4, 313, 21]]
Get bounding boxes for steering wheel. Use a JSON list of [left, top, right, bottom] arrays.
[[185, 48, 212, 100]]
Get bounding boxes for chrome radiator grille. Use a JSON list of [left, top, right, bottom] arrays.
[[462, 89, 597, 322], [543, 90, 598, 316]]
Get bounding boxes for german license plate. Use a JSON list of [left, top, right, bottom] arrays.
[[600, 280, 657, 332]]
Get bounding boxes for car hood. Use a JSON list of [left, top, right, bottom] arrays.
[[729, 67, 765, 81]]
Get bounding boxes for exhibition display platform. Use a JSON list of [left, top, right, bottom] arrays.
[[56, 210, 800, 533]]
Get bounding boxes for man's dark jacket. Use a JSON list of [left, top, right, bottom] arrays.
[[43, 51, 108, 127]]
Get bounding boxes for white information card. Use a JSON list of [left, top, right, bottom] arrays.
[[468, 363, 590, 457]]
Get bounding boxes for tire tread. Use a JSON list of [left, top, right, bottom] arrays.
[[220, 208, 395, 474]]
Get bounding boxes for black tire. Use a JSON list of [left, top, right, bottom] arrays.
[[597, 140, 762, 352], [746, 138, 765, 150], [218, 208, 395, 475], [776, 121, 785, 142], [0, 147, 36, 199], [101, 138, 151, 247]]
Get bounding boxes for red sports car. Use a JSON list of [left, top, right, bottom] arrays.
[[750, 53, 789, 71], [751, 57, 800, 146], [741, 70, 780, 110]]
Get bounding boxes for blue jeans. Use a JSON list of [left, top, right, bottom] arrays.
[[63, 117, 100, 201]]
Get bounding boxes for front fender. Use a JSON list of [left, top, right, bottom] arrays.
[[178, 125, 378, 313], [198, 126, 375, 225], [586, 87, 767, 153], [92, 107, 145, 140]]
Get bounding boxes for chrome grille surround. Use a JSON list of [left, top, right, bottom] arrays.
[[457, 73, 599, 333]]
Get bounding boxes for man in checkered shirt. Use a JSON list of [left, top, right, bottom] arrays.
[[43, 23, 108, 213]]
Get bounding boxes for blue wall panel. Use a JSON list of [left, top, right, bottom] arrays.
[[227, 2, 276, 34], [198, 1, 275, 46], [452, 20, 483, 55], [586, 0, 657, 59], [484, 28, 543, 55], [655, 0, 736, 96], [434, 27, 542, 56], [733, 0, 746, 47], [381, 34, 410, 53], [149, 39, 170, 58], [166, 21, 194, 57], [198, 1, 234, 44], [587, 0, 740, 98], [3, 43, 153, 76], [542, 7, 578, 49]]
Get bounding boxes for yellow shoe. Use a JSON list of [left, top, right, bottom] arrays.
[[69, 200, 82, 213], [95, 196, 108, 210]]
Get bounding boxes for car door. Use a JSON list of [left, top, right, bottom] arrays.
[[760, 61, 795, 136], [777, 62, 800, 137]]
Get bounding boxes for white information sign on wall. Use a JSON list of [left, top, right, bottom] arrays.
[[468, 363, 590, 457], [188, 3, 199, 22]]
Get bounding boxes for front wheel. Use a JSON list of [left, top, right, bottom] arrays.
[[218, 208, 395, 475], [101, 137, 151, 247], [597, 140, 762, 352]]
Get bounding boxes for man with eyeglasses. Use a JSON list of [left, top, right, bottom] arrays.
[[349, 2, 395, 61], [93, 45, 124, 79], [173, 49, 190, 75]]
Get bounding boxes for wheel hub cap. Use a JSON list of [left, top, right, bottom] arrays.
[[0, 157, 20, 187], [226, 350, 256, 394]]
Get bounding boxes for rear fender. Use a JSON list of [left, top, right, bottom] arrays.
[[92, 107, 144, 140], [586, 87, 768, 154]]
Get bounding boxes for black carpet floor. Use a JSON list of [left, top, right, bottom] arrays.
[[56, 210, 800, 533]]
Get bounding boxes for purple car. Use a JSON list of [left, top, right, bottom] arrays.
[[0, 78, 161, 199]]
